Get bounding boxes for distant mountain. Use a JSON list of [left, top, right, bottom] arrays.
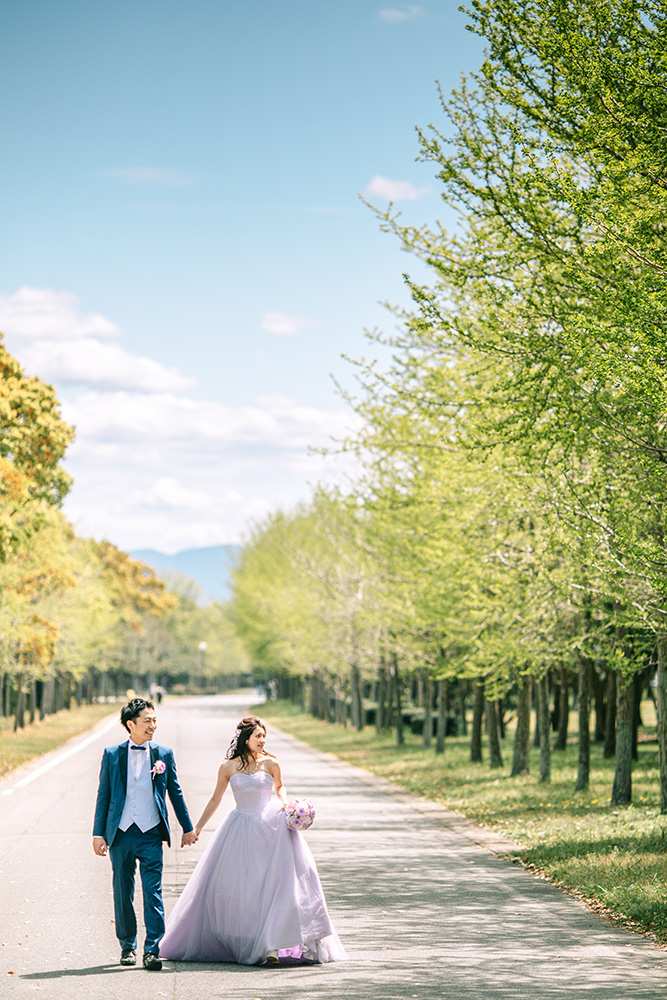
[[130, 544, 241, 604]]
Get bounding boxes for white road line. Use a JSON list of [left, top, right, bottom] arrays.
[[5, 713, 120, 792]]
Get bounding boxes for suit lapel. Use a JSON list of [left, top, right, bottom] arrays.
[[149, 743, 158, 801], [119, 742, 128, 791]]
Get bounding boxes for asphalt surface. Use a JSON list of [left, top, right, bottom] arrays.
[[1, 692, 666, 999]]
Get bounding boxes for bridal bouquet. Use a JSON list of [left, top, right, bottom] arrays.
[[284, 798, 316, 832]]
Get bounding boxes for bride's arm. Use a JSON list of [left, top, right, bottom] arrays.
[[266, 758, 288, 808], [194, 763, 231, 836]]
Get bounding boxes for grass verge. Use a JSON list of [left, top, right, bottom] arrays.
[[257, 699, 667, 945], [0, 703, 118, 781]]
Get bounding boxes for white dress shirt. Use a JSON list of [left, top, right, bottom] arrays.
[[118, 741, 161, 833]]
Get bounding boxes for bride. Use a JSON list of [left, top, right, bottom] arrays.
[[159, 715, 346, 965]]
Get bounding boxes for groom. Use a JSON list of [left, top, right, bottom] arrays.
[[93, 698, 197, 971]]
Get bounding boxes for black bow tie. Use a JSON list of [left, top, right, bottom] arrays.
[[130, 744, 148, 750]]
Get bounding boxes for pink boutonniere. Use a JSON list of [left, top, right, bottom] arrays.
[[151, 760, 166, 780]]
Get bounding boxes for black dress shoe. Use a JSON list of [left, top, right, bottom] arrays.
[[120, 948, 136, 965], [143, 953, 162, 971]]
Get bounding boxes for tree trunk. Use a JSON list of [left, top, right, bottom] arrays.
[[351, 664, 363, 731], [40, 675, 50, 719], [309, 673, 318, 718], [14, 672, 25, 731], [575, 657, 591, 792], [6, 673, 13, 717], [64, 672, 73, 711], [28, 675, 37, 724], [486, 697, 503, 768], [458, 679, 468, 735], [611, 674, 633, 806], [538, 674, 551, 783], [511, 677, 531, 775], [435, 679, 447, 755], [554, 664, 570, 751], [422, 672, 433, 748], [551, 673, 561, 734], [376, 663, 387, 733], [470, 679, 484, 762], [603, 669, 617, 759], [632, 674, 642, 761], [386, 662, 395, 730], [532, 677, 541, 748], [592, 668, 606, 742], [392, 653, 404, 746], [658, 639, 667, 814]]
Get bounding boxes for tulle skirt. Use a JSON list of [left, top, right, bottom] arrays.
[[160, 799, 347, 965]]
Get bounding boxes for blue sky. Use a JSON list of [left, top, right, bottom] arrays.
[[0, 1, 483, 552]]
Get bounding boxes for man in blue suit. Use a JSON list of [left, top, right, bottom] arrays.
[[93, 698, 197, 971]]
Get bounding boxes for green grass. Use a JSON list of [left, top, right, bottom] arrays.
[[0, 702, 118, 781], [257, 699, 667, 944]]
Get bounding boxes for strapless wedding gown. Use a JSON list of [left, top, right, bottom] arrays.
[[159, 770, 346, 965]]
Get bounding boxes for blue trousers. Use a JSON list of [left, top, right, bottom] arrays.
[[109, 824, 164, 954]]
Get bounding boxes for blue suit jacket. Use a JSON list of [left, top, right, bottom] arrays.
[[93, 741, 193, 848]]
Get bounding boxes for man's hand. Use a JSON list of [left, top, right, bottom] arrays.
[[181, 830, 198, 848], [93, 836, 108, 856]]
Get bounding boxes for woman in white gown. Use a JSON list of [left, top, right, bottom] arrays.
[[159, 715, 346, 966]]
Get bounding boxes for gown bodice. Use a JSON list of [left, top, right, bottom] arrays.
[[229, 770, 274, 814]]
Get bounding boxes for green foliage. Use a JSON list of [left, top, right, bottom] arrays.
[[0, 338, 74, 561], [232, 495, 379, 684], [0, 337, 73, 505]]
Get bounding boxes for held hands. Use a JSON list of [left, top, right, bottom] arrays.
[[181, 830, 198, 848], [92, 836, 108, 856]]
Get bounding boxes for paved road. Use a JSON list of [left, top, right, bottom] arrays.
[[0, 693, 665, 999]]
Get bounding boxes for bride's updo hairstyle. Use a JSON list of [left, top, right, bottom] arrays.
[[226, 716, 267, 770]]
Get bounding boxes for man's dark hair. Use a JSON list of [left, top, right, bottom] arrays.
[[120, 698, 155, 732]]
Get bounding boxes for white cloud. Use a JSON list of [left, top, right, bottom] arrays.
[[0, 286, 121, 339], [2, 285, 360, 551], [378, 5, 425, 25], [365, 175, 431, 202], [61, 394, 361, 552], [261, 311, 320, 336], [135, 477, 214, 512], [0, 286, 197, 393], [15, 339, 197, 393], [102, 167, 196, 186], [62, 391, 358, 454]]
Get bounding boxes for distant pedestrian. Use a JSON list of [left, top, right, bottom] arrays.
[[92, 698, 197, 971]]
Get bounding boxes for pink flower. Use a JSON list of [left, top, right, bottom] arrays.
[[151, 760, 166, 779]]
